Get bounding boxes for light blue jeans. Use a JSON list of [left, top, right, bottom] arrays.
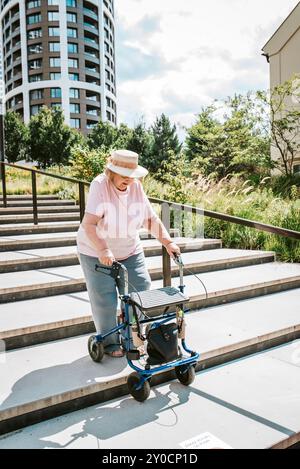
[[78, 251, 152, 352]]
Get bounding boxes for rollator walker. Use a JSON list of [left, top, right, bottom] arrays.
[[88, 254, 199, 402]]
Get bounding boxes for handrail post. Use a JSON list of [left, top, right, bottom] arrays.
[[1, 163, 7, 207], [79, 182, 85, 222], [161, 202, 171, 287], [31, 170, 38, 225]]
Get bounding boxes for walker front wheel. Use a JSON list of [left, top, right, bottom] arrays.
[[88, 336, 104, 363], [175, 364, 195, 386], [127, 372, 151, 402]]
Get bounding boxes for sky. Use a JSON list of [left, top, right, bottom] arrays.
[[115, 0, 300, 134]]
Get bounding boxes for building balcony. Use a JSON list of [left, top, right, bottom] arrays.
[[11, 11, 20, 22], [85, 68, 100, 78], [84, 37, 99, 48], [84, 52, 99, 63], [83, 22, 98, 32], [85, 77, 100, 86], [86, 109, 100, 117], [11, 26, 20, 37], [83, 7, 98, 21], [13, 78, 23, 89], [86, 121, 99, 130], [85, 95, 100, 104]]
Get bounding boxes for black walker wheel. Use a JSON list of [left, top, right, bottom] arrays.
[[127, 372, 151, 402], [88, 335, 105, 363], [175, 364, 196, 386]]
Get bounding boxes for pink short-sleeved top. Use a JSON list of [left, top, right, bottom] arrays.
[[76, 174, 159, 260]]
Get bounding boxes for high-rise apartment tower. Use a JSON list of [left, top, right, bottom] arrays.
[[0, 0, 117, 133]]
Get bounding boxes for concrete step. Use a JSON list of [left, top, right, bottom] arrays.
[[0, 228, 189, 249], [0, 292, 299, 437], [2, 200, 76, 207], [0, 238, 220, 263], [1, 339, 298, 449], [0, 250, 279, 303], [0, 245, 273, 273], [0, 206, 80, 215], [0, 225, 80, 238], [0, 195, 63, 201], [0, 260, 299, 350], [0, 213, 81, 225]]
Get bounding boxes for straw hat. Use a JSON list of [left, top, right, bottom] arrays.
[[107, 150, 148, 178]]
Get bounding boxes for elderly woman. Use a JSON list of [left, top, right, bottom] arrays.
[[77, 150, 181, 357]]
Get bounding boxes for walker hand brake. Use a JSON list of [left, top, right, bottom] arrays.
[[95, 261, 122, 281], [173, 253, 184, 266]]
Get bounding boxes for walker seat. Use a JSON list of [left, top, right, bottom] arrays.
[[130, 286, 189, 317]]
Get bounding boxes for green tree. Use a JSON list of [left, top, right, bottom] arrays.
[[257, 75, 300, 176], [69, 145, 107, 182], [114, 123, 133, 149], [146, 114, 182, 173], [28, 106, 78, 168], [156, 149, 190, 202], [87, 121, 132, 152], [223, 93, 272, 177], [87, 121, 118, 151], [126, 119, 152, 166], [186, 95, 272, 180], [4, 111, 28, 163]]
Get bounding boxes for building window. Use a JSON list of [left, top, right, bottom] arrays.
[[69, 73, 79, 81], [66, 0, 77, 6], [49, 27, 60, 36], [51, 103, 61, 109], [48, 11, 60, 22], [86, 121, 97, 130], [70, 103, 80, 113], [67, 13, 77, 23], [27, 14, 41, 25], [50, 72, 61, 80], [68, 58, 78, 68], [30, 104, 42, 116], [29, 74, 42, 82], [48, 0, 59, 4], [29, 59, 42, 69], [70, 118, 80, 128], [50, 87, 62, 98], [27, 0, 41, 9], [28, 43, 43, 54], [67, 28, 77, 38], [49, 42, 60, 52], [294, 165, 300, 174], [68, 43, 78, 53], [30, 89, 43, 100], [69, 88, 79, 99], [50, 57, 61, 67], [27, 28, 42, 39]]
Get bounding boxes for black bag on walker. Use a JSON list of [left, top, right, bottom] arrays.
[[146, 322, 180, 365]]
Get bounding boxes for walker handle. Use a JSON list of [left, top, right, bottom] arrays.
[[173, 253, 184, 266], [95, 261, 123, 280], [95, 261, 128, 295]]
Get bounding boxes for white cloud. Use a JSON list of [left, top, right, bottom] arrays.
[[115, 0, 300, 131]]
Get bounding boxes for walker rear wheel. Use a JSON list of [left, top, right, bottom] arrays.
[[88, 336, 104, 363], [175, 364, 195, 386], [127, 372, 151, 402]]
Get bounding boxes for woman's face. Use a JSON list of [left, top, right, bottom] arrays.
[[112, 173, 135, 191]]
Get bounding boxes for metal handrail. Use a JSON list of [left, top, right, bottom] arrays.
[[148, 197, 300, 241], [0, 162, 299, 287], [0, 161, 89, 186], [0, 161, 89, 222]]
